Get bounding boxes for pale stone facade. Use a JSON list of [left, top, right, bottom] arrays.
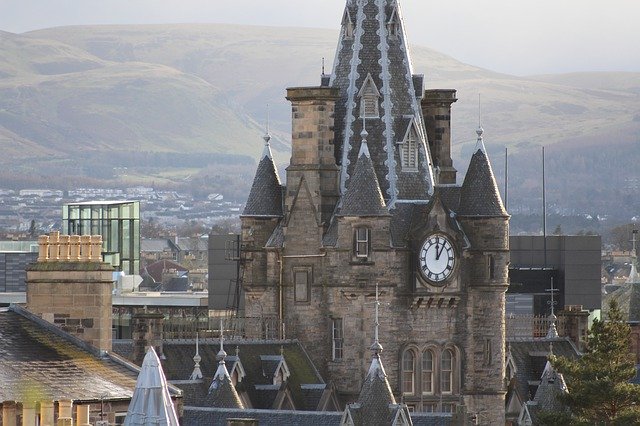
[[26, 231, 114, 352], [241, 1, 509, 423]]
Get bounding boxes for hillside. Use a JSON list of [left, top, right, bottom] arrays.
[[0, 24, 637, 220]]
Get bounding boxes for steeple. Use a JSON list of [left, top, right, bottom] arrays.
[[241, 126, 283, 218], [628, 230, 639, 284], [330, 0, 434, 203], [205, 321, 244, 409], [458, 125, 508, 217], [339, 123, 389, 217]]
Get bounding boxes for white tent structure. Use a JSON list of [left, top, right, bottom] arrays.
[[124, 347, 179, 426]]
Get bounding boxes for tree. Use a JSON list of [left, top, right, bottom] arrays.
[[551, 300, 640, 424]]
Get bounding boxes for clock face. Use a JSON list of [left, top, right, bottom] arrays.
[[419, 235, 455, 283]]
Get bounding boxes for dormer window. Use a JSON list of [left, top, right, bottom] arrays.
[[400, 126, 419, 171], [342, 9, 354, 39], [358, 74, 380, 119], [387, 8, 400, 38]]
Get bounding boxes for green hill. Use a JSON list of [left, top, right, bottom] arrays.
[[0, 24, 637, 219]]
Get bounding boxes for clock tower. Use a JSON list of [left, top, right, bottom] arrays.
[[241, 0, 509, 422]]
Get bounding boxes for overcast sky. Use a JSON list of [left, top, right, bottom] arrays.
[[2, 0, 639, 75]]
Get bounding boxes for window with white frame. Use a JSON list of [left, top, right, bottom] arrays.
[[421, 350, 434, 395], [402, 349, 415, 395], [401, 127, 418, 171], [354, 227, 370, 258], [441, 349, 453, 394], [332, 318, 344, 361]]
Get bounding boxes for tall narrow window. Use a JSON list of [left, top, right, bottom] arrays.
[[441, 349, 453, 394], [332, 319, 344, 361], [354, 228, 370, 258], [402, 350, 415, 395], [342, 9, 354, 39], [387, 8, 400, 38], [294, 268, 310, 302], [359, 74, 380, 118], [401, 127, 418, 171], [488, 254, 496, 280], [484, 339, 492, 366], [421, 350, 434, 395]]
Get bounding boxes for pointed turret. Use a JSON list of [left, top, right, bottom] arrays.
[[458, 126, 508, 217], [330, 0, 434, 203], [532, 360, 568, 414], [205, 324, 245, 409], [124, 347, 179, 426], [339, 128, 388, 217], [241, 133, 283, 218]]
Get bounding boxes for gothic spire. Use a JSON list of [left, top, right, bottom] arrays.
[[459, 125, 508, 217], [339, 121, 388, 217], [242, 128, 283, 218], [205, 320, 244, 409], [330, 0, 434, 204]]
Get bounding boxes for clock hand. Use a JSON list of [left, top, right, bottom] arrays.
[[436, 244, 445, 260]]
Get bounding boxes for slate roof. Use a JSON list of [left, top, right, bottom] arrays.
[[339, 141, 389, 217], [330, 0, 434, 202], [0, 306, 155, 403], [204, 360, 244, 409], [507, 338, 580, 403], [183, 407, 451, 426], [458, 134, 508, 217], [437, 186, 461, 213], [140, 340, 324, 411], [532, 361, 568, 413], [265, 221, 285, 248], [604, 276, 640, 323], [242, 141, 283, 218]]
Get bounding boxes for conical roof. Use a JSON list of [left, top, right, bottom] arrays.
[[458, 127, 508, 217], [242, 136, 283, 217], [532, 360, 568, 413], [604, 279, 640, 323], [204, 329, 244, 409], [330, 0, 434, 202], [124, 347, 179, 426], [339, 139, 388, 217]]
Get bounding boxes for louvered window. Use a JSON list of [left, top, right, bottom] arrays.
[[361, 93, 378, 118], [401, 128, 418, 171]]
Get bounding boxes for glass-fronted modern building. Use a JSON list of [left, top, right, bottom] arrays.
[[62, 201, 140, 275]]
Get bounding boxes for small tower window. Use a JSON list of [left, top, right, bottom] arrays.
[[488, 254, 496, 280], [387, 8, 400, 38], [354, 227, 370, 258], [342, 9, 354, 39], [293, 267, 311, 302], [401, 127, 419, 171], [332, 318, 344, 361], [358, 74, 380, 119]]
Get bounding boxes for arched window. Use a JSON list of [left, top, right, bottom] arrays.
[[421, 350, 434, 395], [401, 127, 418, 171], [402, 349, 415, 395], [441, 349, 453, 394]]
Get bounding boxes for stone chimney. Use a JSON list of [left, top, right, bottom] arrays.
[[285, 86, 341, 229], [132, 311, 165, 366], [27, 232, 114, 352], [421, 89, 458, 185]]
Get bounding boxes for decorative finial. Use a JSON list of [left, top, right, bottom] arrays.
[[370, 283, 383, 355], [263, 104, 271, 145], [218, 318, 227, 361], [358, 116, 370, 158], [475, 94, 487, 153], [546, 277, 559, 339], [236, 346, 240, 357], [322, 57, 326, 76], [189, 332, 203, 380]]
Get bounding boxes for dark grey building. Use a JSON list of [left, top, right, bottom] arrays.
[[208, 234, 243, 311], [0, 241, 38, 295], [508, 235, 601, 313]]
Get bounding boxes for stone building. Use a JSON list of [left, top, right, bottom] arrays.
[[240, 0, 509, 422]]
